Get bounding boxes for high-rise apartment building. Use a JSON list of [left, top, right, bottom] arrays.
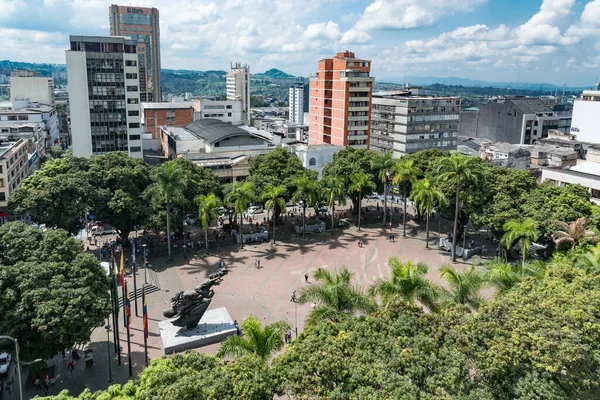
[[226, 63, 250, 125], [372, 91, 460, 157], [66, 35, 142, 158], [289, 83, 305, 124], [570, 84, 600, 144], [109, 4, 161, 102], [10, 70, 55, 107], [309, 51, 373, 148]]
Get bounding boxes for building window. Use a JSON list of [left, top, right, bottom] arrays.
[[129, 146, 142, 153], [128, 110, 140, 116], [129, 135, 141, 141], [18, 115, 28, 121], [127, 98, 139, 104], [129, 122, 140, 128], [126, 73, 138, 79], [127, 86, 138, 92], [309, 157, 317, 166], [0, 192, 5, 201], [125, 60, 137, 66]]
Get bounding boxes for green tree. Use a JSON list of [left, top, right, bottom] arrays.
[[322, 176, 346, 231], [292, 174, 320, 239], [146, 161, 189, 260], [502, 218, 539, 265], [393, 158, 422, 237], [261, 184, 287, 244], [0, 222, 110, 361], [369, 257, 441, 310], [439, 264, 484, 309], [348, 171, 376, 231], [297, 267, 377, 325], [370, 152, 395, 224], [195, 193, 222, 251], [436, 153, 482, 261], [411, 177, 446, 248], [217, 316, 290, 360], [225, 181, 256, 248], [552, 217, 599, 250]]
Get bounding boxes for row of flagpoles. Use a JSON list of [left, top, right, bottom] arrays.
[[109, 242, 149, 376]]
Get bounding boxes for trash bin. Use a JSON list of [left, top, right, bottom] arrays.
[[84, 348, 94, 367]]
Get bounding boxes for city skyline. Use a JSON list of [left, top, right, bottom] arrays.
[[1, 0, 599, 86]]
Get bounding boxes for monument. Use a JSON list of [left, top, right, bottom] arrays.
[[158, 268, 237, 354]]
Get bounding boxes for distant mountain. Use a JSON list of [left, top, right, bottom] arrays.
[[256, 68, 295, 79], [380, 75, 587, 91]]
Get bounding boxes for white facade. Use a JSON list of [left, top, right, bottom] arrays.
[[287, 143, 344, 178], [0, 100, 59, 148], [541, 161, 600, 203], [0, 139, 29, 209], [10, 76, 55, 107], [288, 84, 304, 125], [226, 65, 250, 125], [66, 36, 142, 158], [194, 99, 244, 125], [571, 91, 600, 144]]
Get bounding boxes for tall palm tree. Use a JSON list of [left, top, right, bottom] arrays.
[[439, 264, 484, 309], [147, 161, 188, 260], [486, 259, 546, 297], [225, 181, 256, 248], [195, 193, 222, 251], [411, 177, 446, 248], [216, 316, 290, 360], [370, 152, 395, 225], [393, 159, 422, 237], [369, 257, 441, 311], [293, 174, 320, 239], [436, 153, 482, 262], [502, 218, 538, 265], [261, 184, 287, 244], [348, 171, 376, 231], [297, 267, 377, 325], [323, 176, 346, 231], [552, 217, 599, 249]]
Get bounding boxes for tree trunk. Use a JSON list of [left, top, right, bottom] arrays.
[[272, 205, 276, 244], [425, 211, 430, 249], [451, 187, 460, 262], [302, 204, 306, 239], [383, 184, 387, 225], [166, 201, 172, 260], [331, 203, 335, 231], [403, 187, 407, 237], [357, 190, 362, 231], [240, 213, 244, 249], [119, 230, 131, 246], [204, 228, 208, 252], [522, 240, 526, 266]]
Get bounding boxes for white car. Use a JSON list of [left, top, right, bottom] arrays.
[[0, 352, 11, 376], [247, 206, 264, 216]]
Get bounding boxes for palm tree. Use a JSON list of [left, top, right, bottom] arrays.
[[195, 193, 222, 251], [439, 264, 484, 309], [293, 174, 320, 239], [348, 171, 376, 231], [369, 257, 441, 310], [216, 316, 290, 360], [261, 184, 287, 244], [371, 152, 395, 225], [147, 161, 188, 260], [323, 176, 346, 231], [436, 153, 482, 262], [579, 244, 600, 274], [225, 181, 256, 248], [297, 267, 377, 325], [501, 218, 538, 265], [411, 177, 446, 248], [393, 159, 422, 237], [552, 217, 600, 249], [486, 258, 546, 296]]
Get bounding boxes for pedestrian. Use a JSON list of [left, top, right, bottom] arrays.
[[257, 258, 261, 269], [288, 331, 292, 343], [290, 290, 296, 302], [234, 320, 240, 336], [253, 259, 258, 269], [304, 273, 309, 283], [67, 361, 74, 371]]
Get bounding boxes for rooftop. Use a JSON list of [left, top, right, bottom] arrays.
[[506, 97, 554, 114], [570, 162, 600, 177], [141, 102, 194, 110], [166, 119, 271, 145]]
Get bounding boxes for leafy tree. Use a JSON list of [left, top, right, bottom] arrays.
[[217, 316, 290, 360], [404, 148, 446, 177], [436, 153, 483, 261], [370, 152, 395, 224], [196, 193, 222, 251], [502, 218, 539, 265], [322, 176, 346, 230], [552, 217, 599, 250], [439, 264, 484, 309], [225, 181, 256, 248], [0, 222, 110, 361], [146, 161, 189, 260], [411, 177, 446, 248], [485, 259, 546, 296], [369, 257, 441, 310], [297, 267, 377, 325], [261, 184, 287, 244], [393, 158, 422, 237], [348, 171, 376, 231], [292, 174, 320, 239]]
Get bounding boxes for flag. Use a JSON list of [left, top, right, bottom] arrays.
[[132, 240, 136, 265], [112, 273, 120, 314], [125, 281, 132, 329], [143, 286, 148, 339], [119, 251, 125, 287]]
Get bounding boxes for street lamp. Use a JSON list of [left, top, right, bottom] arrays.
[[105, 322, 113, 382], [0, 335, 24, 400], [142, 243, 148, 284]]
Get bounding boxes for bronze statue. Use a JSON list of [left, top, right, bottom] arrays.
[[163, 268, 229, 329]]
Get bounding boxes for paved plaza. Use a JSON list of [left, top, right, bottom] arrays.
[[11, 203, 494, 399]]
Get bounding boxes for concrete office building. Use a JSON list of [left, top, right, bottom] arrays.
[[570, 85, 600, 144], [289, 83, 306, 125], [109, 4, 161, 102], [10, 70, 55, 107], [66, 35, 143, 158], [0, 139, 29, 211], [0, 99, 59, 148], [141, 102, 194, 139], [459, 98, 564, 145], [371, 91, 460, 157], [309, 51, 373, 148], [226, 64, 250, 125], [194, 99, 244, 126]]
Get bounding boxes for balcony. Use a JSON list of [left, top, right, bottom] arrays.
[[348, 143, 368, 149], [340, 76, 374, 82], [349, 86, 371, 92], [348, 125, 368, 130], [348, 134, 369, 141], [348, 106, 370, 112], [348, 115, 369, 121], [349, 97, 370, 102]]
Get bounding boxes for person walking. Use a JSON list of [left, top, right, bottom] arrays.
[[290, 290, 296, 302], [304, 273, 309, 283]]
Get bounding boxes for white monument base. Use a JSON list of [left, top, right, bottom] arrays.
[[158, 307, 237, 355]]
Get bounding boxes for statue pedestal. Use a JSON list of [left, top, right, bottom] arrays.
[[158, 307, 237, 355]]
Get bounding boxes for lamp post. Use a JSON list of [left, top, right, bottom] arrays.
[[142, 243, 148, 284], [294, 300, 298, 338], [0, 335, 23, 400], [105, 322, 113, 382]]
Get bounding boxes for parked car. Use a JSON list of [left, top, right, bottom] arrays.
[[365, 192, 379, 199], [247, 206, 264, 216], [0, 352, 11, 376], [91, 224, 116, 236]]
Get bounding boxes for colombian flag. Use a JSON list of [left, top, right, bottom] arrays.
[[125, 281, 132, 329], [119, 251, 125, 287], [143, 286, 148, 339]]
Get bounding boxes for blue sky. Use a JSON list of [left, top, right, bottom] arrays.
[[0, 0, 599, 86]]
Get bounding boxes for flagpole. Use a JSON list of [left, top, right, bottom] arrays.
[[110, 264, 118, 353], [125, 280, 133, 377], [132, 240, 139, 317], [143, 285, 149, 367], [112, 255, 121, 365]]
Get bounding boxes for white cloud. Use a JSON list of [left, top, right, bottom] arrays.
[[340, 29, 371, 44], [303, 21, 342, 41]]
